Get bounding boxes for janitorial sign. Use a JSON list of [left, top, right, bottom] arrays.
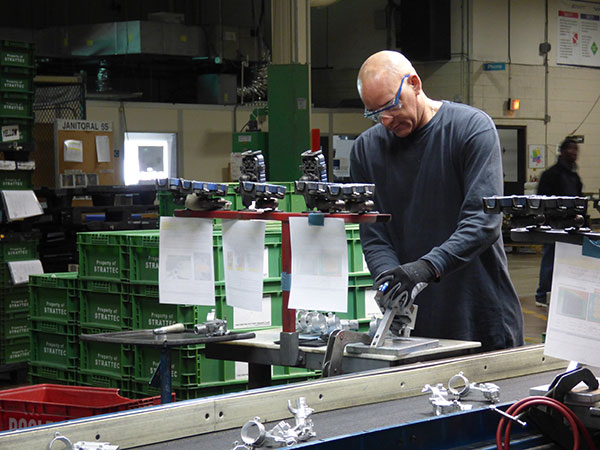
[[56, 119, 112, 132], [557, 0, 600, 67]]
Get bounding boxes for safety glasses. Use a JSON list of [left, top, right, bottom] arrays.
[[363, 74, 410, 123]]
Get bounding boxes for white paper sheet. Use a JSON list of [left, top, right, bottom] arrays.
[[64, 139, 83, 162], [544, 242, 600, 367], [95, 135, 111, 163], [1, 190, 43, 221], [222, 219, 266, 311], [159, 217, 215, 306], [7, 260, 44, 285], [288, 217, 348, 312], [233, 296, 272, 329]]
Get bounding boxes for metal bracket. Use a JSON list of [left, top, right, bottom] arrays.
[[322, 330, 372, 377]]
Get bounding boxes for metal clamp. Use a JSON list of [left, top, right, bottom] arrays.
[[422, 384, 472, 416], [233, 398, 316, 449], [448, 372, 501, 403]]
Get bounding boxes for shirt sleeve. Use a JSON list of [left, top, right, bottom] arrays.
[[350, 135, 400, 278], [421, 125, 504, 277]]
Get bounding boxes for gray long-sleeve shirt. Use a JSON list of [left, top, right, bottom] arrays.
[[350, 101, 524, 351]]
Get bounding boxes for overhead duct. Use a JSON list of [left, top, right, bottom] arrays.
[[35, 21, 208, 58]]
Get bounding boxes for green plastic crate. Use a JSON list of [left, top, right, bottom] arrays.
[[0, 92, 33, 119], [79, 286, 132, 331], [131, 294, 197, 330], [29, 273, 79, 323], [0, 118, 33, 143], [127, 231, 159, 284], [1, 286, 29, 314], [28, 364, 79, 386], [0, 41, 34, 68], [133, 345, 234, 388], [79, 372, 130, 391], [30, 330, 79, 370], [0, 337, 29, 364], [0, 234, 38, 262], [77, 232, 128, 281], [0, 170, 33, 190], [80, 338, 134, 379], [0, 312, 29, 339], [0, 67, 34, 94], [30, 319, 79, 335], [125, 379, 244, 401]]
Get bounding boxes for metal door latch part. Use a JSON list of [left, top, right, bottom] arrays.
[[448, 371, 501, 403], [193, 318, 229, 336], [235, 150, 286, 211], [489, 404, 528, 427], [47, 432, 120, 450], [232, 398, 316, 449], [296, 310, 358, 337], [422, 384, 472, 416]]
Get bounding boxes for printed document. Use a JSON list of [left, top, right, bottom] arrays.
[[1, 190, 43, 221], [8, 260, 44, 285], [222, 219, 266, 311], [159, 217, 215, 306], [289, 217, 348, 312], [544, 242, 600, 367]]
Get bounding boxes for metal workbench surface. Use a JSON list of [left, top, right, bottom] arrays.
[[133, 369, 567, 449]]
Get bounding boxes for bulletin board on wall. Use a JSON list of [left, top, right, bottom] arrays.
[[54, 119, 117, 188]]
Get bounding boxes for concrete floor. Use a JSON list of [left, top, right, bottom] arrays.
[[505, 248, 547, 345]]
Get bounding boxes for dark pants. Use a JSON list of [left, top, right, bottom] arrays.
[[536, 244, 555, 302]]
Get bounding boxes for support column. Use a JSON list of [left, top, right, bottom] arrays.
[[268, 0, 311, 181]]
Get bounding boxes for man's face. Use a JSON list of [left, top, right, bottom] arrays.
[[361, 75, 419, 138], [562, 143, 579, 164]]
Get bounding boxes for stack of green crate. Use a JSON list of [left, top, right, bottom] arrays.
[[71, 221, 375, 398], [0, 40, 35, 190], [0, 233, 38, 366], [29, 272, 79, 384]]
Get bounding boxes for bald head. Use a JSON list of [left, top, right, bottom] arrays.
[[357, 51, 416, 99]]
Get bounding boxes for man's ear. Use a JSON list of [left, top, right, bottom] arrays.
[[409, 74, 422, 95]]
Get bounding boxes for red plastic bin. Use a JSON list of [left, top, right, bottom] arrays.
[[0, 384, 169, 431]]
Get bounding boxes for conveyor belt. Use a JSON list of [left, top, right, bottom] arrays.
[[0, 345, 571, 449], [134, 370, 565, 449]]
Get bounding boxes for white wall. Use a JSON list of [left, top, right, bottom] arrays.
[[86, 100, 370, 183]]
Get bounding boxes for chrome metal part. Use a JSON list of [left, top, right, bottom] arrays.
[[448, 371, 470, 397], [193, 319, 229, 337], [152, 323, 185, 335], [296, 311, 358, 337], [47, 432, 120, 450], [240, 417, 266, 447], [448, 371, 501, 403], [469, 382, 501, 403], [422, 384, 472, 416], [235, 398, 316, 448]]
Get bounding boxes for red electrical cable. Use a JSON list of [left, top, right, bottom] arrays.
[[496, 396, 597, 450]]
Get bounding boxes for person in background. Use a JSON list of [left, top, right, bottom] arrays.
[[350, 50, 524, 351], [535, 138, 583, 307]]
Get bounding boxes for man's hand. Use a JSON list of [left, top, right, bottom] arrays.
[[373, 259, 438, 311]]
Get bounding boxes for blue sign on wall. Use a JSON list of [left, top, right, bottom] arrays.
[[483, 62, 506, 71]]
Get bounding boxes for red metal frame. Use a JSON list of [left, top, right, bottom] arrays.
[[173, 209, 391, 332]]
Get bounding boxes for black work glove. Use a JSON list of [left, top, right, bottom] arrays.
[[373, 259, 438, 312]]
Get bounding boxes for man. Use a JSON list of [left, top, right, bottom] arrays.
[[350, 51, 524, 351], [535, 138, 583, 307]]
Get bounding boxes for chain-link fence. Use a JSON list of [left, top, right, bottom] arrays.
[[32, 81, 86, 188]]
